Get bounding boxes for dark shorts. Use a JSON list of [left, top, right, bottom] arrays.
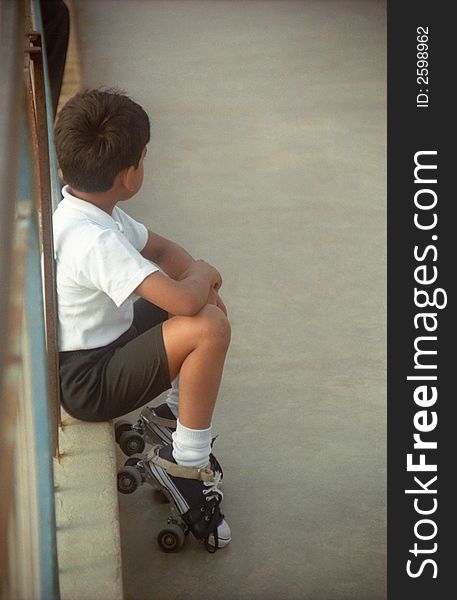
[[59, 299, 172, 421]]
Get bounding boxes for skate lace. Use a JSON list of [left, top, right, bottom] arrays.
[[201, 471, 224, 554], [202, 471, 223, 502]]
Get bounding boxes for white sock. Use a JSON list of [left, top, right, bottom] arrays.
[[165, 376, 179, 418], [172, 420, 212, 469]]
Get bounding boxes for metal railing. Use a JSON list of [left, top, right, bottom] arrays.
[[25, 4, 61, 457], [0, 0, 26, 594], [1, 1, 62, 598]]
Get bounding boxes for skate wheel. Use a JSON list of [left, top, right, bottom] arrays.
[[124, 454, 143, 468], [117, 466, 142, 494], [119, 430, 145, 456], [157, 524, 185, 553], [114, 420, 132, 444]]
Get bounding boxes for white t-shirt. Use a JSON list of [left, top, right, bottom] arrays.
[[53, 186, 158, 351]]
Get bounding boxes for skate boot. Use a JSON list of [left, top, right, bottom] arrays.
[[146, 443, 231, 553]]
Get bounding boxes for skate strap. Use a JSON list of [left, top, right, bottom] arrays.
[[141, 406, 176, 428], [151, 413, 177, 428], [147, 445, 215, 482]]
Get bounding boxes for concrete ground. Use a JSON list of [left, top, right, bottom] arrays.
[[76, 1, 386, 598]]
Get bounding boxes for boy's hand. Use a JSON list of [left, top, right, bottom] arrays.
[[136, 258, 223, 317], [195, 260, 223, 290], [207, 286, 228, 316], [180, 260, 222, 290]]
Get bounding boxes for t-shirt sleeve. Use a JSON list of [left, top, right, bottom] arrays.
[[114, 207, 149, 251], [77, 229, 158, 307]]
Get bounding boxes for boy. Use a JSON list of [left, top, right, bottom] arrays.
[[53, 89, 231, 552]]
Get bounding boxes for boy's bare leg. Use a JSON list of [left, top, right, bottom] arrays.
[[150, 304, 232, 549], [161, 304, 231, 430]]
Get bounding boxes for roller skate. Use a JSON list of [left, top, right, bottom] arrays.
[[114, 403, 175, 455], [148, 443, 230, 552], [115, 403, 224, 480], [116, 443, 230, 553]]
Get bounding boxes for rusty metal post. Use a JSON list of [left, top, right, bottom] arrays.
[[24, 31, 61, 457]]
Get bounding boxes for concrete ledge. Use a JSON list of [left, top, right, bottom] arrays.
[[54, 409, 123, 600]]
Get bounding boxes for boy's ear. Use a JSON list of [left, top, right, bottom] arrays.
[[121, 165, 137, 192]]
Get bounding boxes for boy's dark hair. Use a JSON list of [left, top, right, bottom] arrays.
[[54, 89, 150, 193]]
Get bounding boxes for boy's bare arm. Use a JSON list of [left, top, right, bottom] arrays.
[[140, 229, 195, 280], [134, 260, 222, 316], [139, 229, 228, 315]]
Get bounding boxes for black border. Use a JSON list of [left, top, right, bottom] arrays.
[[388, 2, 455, 597]]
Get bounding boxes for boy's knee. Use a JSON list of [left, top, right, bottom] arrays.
[[198, 305, 231, 345]]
